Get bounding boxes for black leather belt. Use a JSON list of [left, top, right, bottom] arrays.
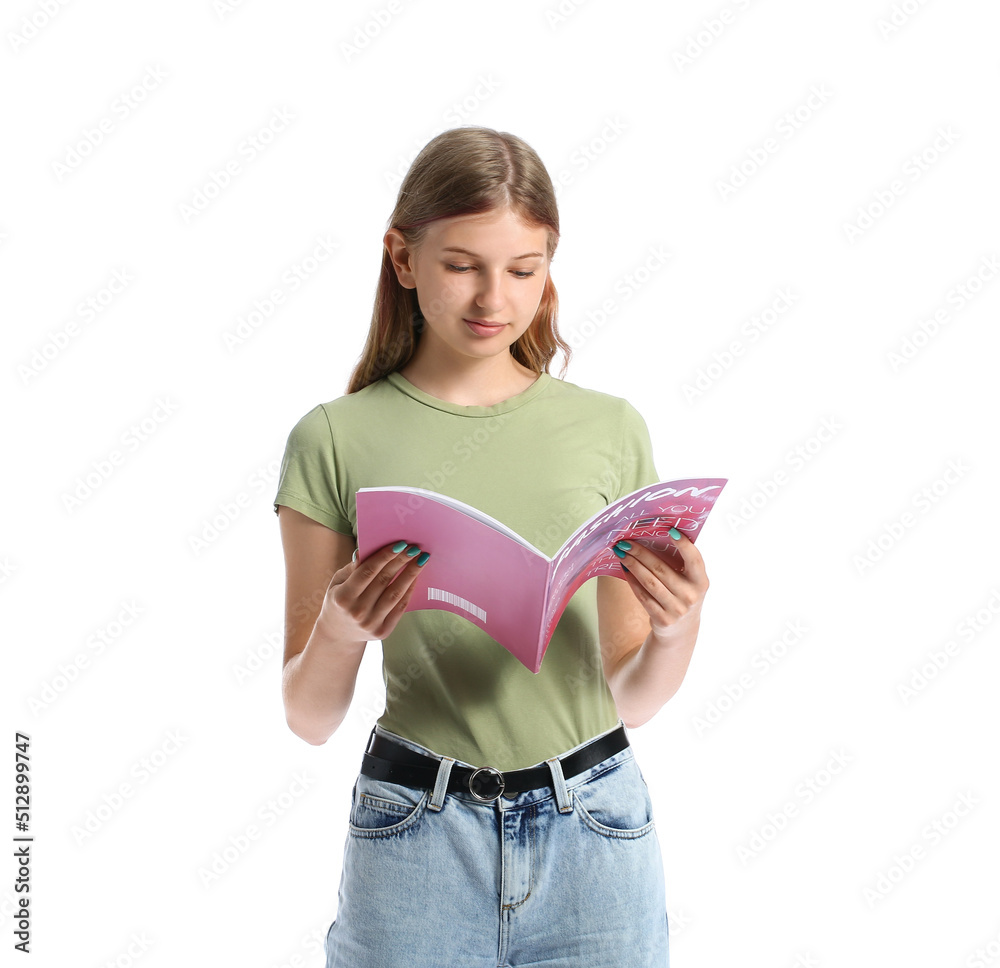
[[360, 725, 629, 803]]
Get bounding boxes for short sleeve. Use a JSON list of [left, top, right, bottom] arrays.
[[272, 404, 353, 535], [615, 399, 660, 501]]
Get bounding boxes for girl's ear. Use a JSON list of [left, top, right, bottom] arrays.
[[383, 229, 417, 289]]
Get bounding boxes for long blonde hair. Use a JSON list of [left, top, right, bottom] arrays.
[[346, 127, 570, 393]]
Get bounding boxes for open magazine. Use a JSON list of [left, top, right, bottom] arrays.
[[355, 477, 728, 673]]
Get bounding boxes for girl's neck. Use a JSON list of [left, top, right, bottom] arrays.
[[398, 350, 540, 407]]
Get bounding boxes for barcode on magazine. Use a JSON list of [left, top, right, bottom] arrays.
[[427, 587, 487, 623]]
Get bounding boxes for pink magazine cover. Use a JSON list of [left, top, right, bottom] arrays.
[[355, 478, 728, 673]]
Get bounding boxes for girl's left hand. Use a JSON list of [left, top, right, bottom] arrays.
[[612, 531, 709, 637]]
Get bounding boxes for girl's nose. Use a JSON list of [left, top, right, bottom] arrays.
[[475, 271, 505, 310]]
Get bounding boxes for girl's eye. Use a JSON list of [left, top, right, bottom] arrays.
[[446, 264, 535, 278]]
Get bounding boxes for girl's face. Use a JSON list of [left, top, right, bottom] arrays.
[[388, 206, 550, 368]]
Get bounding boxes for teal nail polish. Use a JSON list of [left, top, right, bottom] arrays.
[[615, 540, 632, 551], [405, 545, 421, 557], [392, 540, 408, 553], [669, 527, 682, 540], [612, 546, 626, 559], [416, 552, 430, 566], [622, 564, 630, 573]]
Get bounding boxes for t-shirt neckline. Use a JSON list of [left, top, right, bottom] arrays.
[[385, 370, 552, 416]]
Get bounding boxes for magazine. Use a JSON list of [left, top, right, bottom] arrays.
[[355, 477, 728, 673]]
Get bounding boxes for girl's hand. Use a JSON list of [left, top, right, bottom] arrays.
[[319, 540, 429, 643], [612, 530, 709, 638]]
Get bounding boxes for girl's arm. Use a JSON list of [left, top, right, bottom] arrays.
[[277, 506, 427, 745], [278, 508, 365, 745], [597, 532, 709, 727]]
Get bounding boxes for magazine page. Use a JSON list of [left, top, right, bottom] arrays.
[[358, 486, 546, 554], [355, 487, 551, 670], [539, 478, 729, 647]]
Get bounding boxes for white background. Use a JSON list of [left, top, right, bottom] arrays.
[[3, 1, 999, 966]]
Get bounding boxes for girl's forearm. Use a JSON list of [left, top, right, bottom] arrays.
[[606, 613, 700, 728], [282, 618, 368, 745]]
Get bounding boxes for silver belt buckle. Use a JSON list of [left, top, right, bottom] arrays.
[[468, 766, 506, 802]]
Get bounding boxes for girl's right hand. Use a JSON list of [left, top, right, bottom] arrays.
[[318, 541, 428, 643]]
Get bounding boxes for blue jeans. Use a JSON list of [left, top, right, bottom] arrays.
[[324, 719, 669, 967]]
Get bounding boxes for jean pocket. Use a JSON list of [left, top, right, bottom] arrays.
[[348, 773, 429, 839], [573, 757, 656, 840]]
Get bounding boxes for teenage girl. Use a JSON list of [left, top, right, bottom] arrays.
[[273, 126, 709, 968]]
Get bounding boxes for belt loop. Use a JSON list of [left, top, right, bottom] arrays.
[[546, 756, 574, 814], [428, 756, 455, 812], [364, 726, 377, 754]]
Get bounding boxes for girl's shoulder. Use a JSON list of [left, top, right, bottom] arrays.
[[546, 374, 639, 412], [284, 377, 396, 438], [545, 377, 651, 440], [311, 376, 397, 414]]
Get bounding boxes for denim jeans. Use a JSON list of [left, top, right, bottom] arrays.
[[324, 719, 669, 967]]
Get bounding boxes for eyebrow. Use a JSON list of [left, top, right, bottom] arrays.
[[440, 246, 545, 260]]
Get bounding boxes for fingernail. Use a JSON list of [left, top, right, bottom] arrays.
[[612, 546, 626, 559], [416, 552, 430, 566], [405, 545, 421, 557], [669, 527, 682, 540], [615, 540, 632, 550], [622, 564, 630, 574], [392, 540, 408, 553]]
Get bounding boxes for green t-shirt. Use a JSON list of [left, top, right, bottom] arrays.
[[273, 370, 659, 770]]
